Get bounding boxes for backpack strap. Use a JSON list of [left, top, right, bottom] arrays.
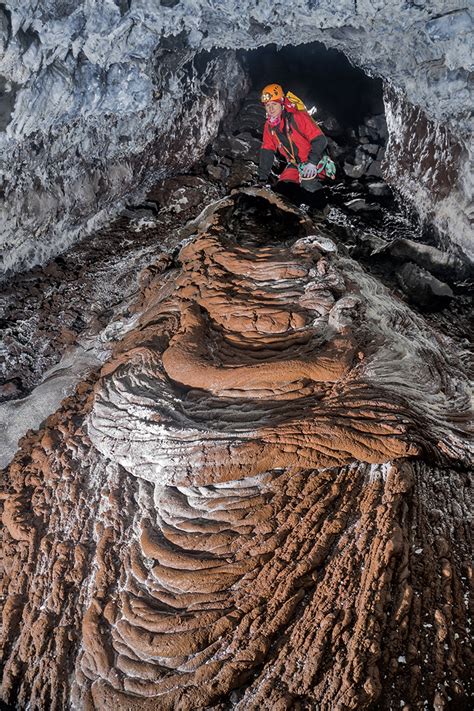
[[287, 112, 316, 145], [270, 113, 299, 166], [287, 114, 336, 180]]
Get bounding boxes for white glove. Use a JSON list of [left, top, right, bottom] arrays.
[[301, 162, 318, 179]]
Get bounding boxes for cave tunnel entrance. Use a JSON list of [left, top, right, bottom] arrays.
[[229, 41, 388, 188], [243, 42, 384, 131]]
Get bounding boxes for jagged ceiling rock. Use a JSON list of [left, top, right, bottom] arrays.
[[0, 1, 472, 275], [1, 1, 472, 134], [1, 191, 472, 709]]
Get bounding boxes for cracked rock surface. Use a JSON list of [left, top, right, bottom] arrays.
[[0, 1, 472, 273], [1, 191, 472, 710]]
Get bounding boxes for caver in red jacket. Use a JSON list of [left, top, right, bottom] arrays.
[[258, 110, 328, 192]]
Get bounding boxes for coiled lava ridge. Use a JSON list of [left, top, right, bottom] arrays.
[[1, 191, 472, 710]]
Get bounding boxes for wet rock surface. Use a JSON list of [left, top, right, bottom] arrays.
[[383, 86, 471, 259], [1, 2, 473, 274], [1, 188, 472, 710], [0, 48, 248, 276], [0, 176, 221, 403], [1, 84, 473, 710], [1, 94, 472, 442]]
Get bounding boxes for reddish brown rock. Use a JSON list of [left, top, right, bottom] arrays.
[[1, 191, 472, 710]]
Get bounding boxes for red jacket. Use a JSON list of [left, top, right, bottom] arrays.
[[259, 110, 327, 182]]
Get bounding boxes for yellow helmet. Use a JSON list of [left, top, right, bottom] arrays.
[[260, 83, 284, 104]]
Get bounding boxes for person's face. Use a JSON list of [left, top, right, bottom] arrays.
[[264, 101, 283, 120]]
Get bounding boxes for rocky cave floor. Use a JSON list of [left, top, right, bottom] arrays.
[[1, 94, 473, 710], [0, 93, 472, 405]]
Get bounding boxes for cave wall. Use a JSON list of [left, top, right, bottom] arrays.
[[0, 44, 248, 276], [383, 86, 472, 258], [0, 1, 472, 275]]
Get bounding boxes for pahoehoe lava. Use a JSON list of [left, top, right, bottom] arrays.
[[1, 191, 472, 710]]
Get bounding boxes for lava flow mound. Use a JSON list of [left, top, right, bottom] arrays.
[[1, 190, 472, 711]]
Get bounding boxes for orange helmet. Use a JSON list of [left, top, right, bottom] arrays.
[[260, 83, 284, 104]]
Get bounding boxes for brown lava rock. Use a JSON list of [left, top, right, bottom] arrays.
[[1, 191, 472, 710]]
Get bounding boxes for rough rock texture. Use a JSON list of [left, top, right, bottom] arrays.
[[0, 43, 247, 276], [0, 173, 224, 468], [383, 86, 472, 260], [0, 175, 221, 399], [4, 91, 472, 474], [1, 191, 472, 710], [0, 1, 472, 274]]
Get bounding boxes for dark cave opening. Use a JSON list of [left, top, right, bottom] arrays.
[[226, 41, 389, 191], [243, 41, 384, 130], [222, 192, 307, 246]]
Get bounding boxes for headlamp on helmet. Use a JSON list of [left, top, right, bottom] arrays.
[[260, 83, 284, 104]]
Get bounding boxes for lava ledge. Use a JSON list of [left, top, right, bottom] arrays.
[[1, 192, 472, 710]]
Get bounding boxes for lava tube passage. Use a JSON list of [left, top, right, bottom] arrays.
[[1, 6, 472, 711]]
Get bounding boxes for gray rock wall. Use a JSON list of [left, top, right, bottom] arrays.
[[383, 86, 473, 259], [0, 44, 248, 275], [0, 1, 472, 274]]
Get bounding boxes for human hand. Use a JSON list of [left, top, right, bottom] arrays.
[[300, 162, 318, 179]]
